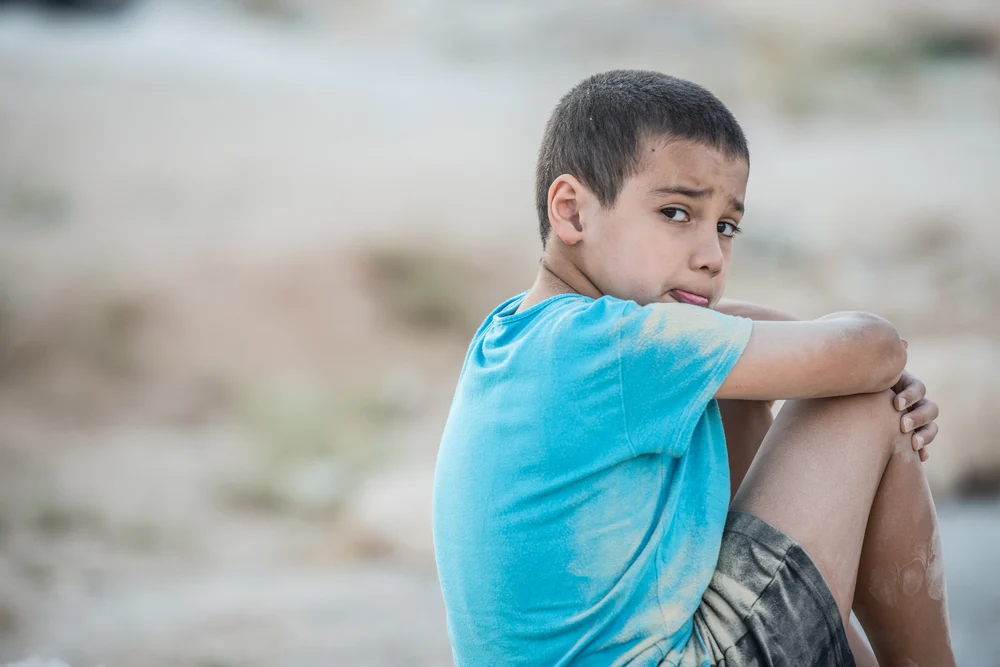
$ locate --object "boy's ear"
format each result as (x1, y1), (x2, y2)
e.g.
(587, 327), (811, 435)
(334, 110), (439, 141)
(547, 175), (588, 245)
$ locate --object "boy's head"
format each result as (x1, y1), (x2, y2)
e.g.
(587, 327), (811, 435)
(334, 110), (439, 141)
(536, 70), (749, 308)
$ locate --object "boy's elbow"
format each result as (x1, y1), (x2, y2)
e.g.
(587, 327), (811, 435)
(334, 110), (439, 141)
(852, 313), (906, 391)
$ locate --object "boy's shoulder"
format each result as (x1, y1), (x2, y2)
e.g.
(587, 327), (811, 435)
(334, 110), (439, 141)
(483, 292), (628, 337)
(479, 292), (744, 345)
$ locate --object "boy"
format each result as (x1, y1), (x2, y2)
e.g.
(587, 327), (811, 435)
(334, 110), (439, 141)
(433, 70), (953, 666)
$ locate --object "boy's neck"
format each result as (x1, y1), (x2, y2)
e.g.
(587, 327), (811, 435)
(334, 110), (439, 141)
(516, 250), (604, 314)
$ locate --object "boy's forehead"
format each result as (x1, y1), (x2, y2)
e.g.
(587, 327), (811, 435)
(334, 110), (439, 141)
(635, 136), (749, 195)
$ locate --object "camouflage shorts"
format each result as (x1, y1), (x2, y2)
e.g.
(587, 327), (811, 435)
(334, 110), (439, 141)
(667, 512), (857, 667)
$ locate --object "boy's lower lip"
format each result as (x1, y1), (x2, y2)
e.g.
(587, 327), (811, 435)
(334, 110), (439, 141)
(668, 289), (709, 307)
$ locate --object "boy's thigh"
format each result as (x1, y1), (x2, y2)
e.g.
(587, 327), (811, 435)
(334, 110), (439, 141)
(730, 390), (905, 621)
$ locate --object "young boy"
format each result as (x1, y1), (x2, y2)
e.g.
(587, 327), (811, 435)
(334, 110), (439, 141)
(432, 70), (954, 666)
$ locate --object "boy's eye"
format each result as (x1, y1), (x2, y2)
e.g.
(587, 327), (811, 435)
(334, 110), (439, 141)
(661, 207), (689, 222)
(717, 221), (740, 238)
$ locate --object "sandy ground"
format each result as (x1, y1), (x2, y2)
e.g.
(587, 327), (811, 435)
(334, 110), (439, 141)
(0, 1), (998, 665)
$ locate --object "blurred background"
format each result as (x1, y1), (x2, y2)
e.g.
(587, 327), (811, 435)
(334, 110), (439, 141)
(0, 0), (997, 664)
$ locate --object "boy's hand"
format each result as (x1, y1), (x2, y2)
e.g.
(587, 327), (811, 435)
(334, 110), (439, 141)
(893, 370), (939, 462)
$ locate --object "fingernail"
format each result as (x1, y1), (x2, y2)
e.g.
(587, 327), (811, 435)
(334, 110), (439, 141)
(896, 397), (906, 411)
(914, 435), (924, 448)
(902, 417), (913, 432)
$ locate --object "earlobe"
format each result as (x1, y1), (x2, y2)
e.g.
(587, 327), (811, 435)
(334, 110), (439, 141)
(548, 175), (586, 244)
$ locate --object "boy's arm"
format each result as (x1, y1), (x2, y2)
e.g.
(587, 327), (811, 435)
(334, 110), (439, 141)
(713, 300), (937, 473)
(714, 306), (906, 401)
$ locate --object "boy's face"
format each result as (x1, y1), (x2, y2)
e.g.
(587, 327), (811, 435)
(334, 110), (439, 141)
(574, 138), (748, 308)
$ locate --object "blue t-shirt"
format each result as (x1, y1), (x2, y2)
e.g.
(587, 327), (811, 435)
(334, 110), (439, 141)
(433, 292), (753, 666)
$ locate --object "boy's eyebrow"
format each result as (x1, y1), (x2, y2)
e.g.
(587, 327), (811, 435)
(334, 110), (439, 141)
(651, 186), (746, 214)
(650, 186), (714, 199)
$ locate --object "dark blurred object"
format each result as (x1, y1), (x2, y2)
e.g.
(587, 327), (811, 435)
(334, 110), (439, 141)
(955, 468), (1000, 501)
(0, 0), (135, 13)
(917, 25), (999, 60)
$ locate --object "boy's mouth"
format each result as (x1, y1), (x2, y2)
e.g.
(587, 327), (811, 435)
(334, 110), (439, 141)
(667, 289), (710, 307)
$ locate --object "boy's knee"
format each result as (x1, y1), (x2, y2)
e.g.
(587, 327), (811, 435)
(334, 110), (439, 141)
(788, 390), (908, 459)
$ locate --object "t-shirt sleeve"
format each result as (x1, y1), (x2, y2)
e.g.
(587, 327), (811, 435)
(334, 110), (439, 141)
(616, 300), (753, 457)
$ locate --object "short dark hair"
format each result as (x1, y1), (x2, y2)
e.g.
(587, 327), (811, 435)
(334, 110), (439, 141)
(535, 70), (749, 246)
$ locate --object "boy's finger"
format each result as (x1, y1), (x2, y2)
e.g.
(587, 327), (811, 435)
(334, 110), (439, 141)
(912, 422), (939, 451)
(901, 399), (939, 434)
(895, 378), (926, 411)
(919, 448), (930, 462)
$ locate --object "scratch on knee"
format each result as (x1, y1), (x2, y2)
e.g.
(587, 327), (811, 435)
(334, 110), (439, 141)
(903, 533), (946, 601)
(870, 532), (946, 605)
(900, 557), (925, 597)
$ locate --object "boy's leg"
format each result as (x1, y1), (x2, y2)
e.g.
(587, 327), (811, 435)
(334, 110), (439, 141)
(730, 391), (955, 666)
(719, 399), (773, 502)
(721, 399), (880, 667)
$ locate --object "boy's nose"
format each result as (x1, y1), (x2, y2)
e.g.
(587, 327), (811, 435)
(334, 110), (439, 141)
(692, 233), (724, 276)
